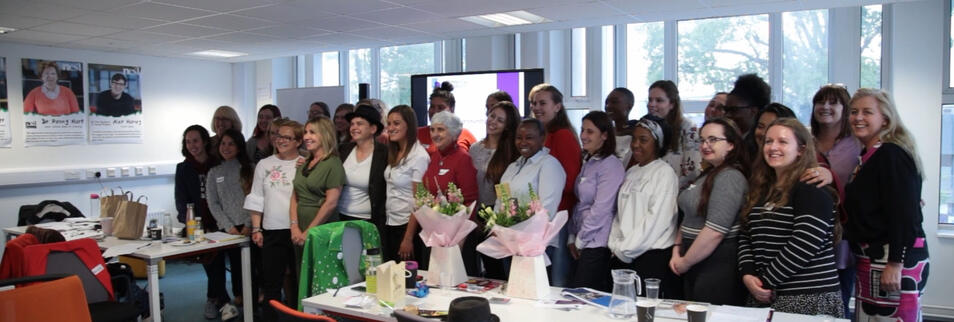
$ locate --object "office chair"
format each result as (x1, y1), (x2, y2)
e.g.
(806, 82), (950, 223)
(269, 300), (336, 322)
(0, 274), (92, 322)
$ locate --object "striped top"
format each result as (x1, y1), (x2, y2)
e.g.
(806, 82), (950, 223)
(738, 182), (840, 295)
(677, 169), (747, 240)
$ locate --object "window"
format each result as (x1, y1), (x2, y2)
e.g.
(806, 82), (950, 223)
(626, 22), (664, 118)
(677, 15), (770, 101)
(861, 5), (883, 89)
(571, 27), (587, 97)
(348, 48), (372, 103)
(320, 51), (339, 86)
(782, 9), (829, 122)
(380, 43), (435, 107)
(942, 105), (954, 224)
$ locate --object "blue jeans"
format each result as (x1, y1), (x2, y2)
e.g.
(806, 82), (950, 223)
(545, 226), (573, 287)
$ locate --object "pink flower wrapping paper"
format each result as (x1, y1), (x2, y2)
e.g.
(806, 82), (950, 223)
(476, 210), (568, 263)
(412, 202), (477, 247)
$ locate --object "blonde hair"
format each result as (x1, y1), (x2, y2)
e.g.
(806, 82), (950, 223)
(850, 88), (923, 179)
(304, 116), (338, 162)
(211, 105), (242, 134)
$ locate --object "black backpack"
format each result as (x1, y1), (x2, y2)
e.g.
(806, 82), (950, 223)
(107, 262), (163, 318)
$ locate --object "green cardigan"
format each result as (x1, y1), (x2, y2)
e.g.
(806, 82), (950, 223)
(297, 220), (381, 308)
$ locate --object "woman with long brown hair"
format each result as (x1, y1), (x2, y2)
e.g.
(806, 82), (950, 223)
(382, 105), (430, 263)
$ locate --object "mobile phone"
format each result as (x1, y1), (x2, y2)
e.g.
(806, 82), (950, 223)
(351, 286), (366, 292)
(489, 297), (511, 304)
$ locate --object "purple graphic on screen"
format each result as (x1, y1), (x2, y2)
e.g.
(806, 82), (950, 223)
(497, 72), (519, 109)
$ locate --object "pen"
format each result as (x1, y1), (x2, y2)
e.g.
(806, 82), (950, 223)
(333, 287), (341, 297)
(766, 309), (774, 322)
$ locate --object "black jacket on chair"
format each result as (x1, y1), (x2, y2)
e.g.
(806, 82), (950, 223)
(338, 141), (388, 232)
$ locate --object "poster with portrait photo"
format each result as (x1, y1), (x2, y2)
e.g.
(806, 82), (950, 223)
(0, 57), (10, 147)
(88, 63), (142, 144)
(21, 58), (86, 146)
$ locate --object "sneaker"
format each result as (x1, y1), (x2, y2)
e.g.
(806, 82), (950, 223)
(220, 303), (239, 321)
(204, 299), (218, 319)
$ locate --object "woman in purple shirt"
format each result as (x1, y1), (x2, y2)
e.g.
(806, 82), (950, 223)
(569, 111), (625, 292)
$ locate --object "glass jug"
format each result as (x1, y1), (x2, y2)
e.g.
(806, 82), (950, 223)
(608, 269), (641, 319)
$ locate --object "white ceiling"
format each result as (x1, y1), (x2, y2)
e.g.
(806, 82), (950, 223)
(0, 0), (895, 62)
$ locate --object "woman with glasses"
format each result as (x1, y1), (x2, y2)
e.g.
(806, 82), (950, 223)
(646, 80), (700, 189)
(844, 89), (929, 321)
(245, 119), (304, 321)
(670, 118), (749, 305)
(738, 118), (843, 317)
(382, 105), (431, 263)
(247, 104), (282, 164)
(211, 105), (242, 148)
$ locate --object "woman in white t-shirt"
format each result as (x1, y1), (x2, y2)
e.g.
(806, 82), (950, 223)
(382, 105), (431, 263)
(243, 118), (303, 321)
(336, 105), (388, 230)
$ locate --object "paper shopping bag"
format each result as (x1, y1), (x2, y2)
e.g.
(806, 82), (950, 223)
(113, 195), (148, 240)
(426, 245), (468, 288)
(100, 189), (131, 218)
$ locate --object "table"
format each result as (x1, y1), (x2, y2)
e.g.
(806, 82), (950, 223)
(4, 225), (253, 322)
(302, 280), (848, 322)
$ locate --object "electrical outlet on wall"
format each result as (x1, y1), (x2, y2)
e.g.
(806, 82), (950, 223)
(121, 167), (130, 177)
(106, 168), (117, 177)
(135, 167), (144, 176)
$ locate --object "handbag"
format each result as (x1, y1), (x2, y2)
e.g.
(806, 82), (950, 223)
(113, 195), (148, 240)
(100, 188), (131, 218)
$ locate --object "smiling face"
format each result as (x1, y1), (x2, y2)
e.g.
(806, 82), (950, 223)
(273, 125), (300, 155)
(813, 98), (844, 127)
(850, 95), (887, 147)
(41, 66), (58, 87)
(580, 119), (607, 155)
(630, 126), (658, 167)
(763, 125), (802, 171)
(515, 123), (544, 159)
(109, 78), (126, 97)
(257, 109), (275, 132)
(219, 135), (238, 161)
(754, 112), (778, 146)
(724, 95), (758, 134)
(530, 91), (560, 126)
(428, 97), (452, 119)
(486, 96), (500, 111)
(699, 123), (734, 167)
(604, 90), (631, 127)
(647, 87), (674, 119)
(350, 117), (375, 142)
(704, 93), (727, 120)
(213, 116), (232, 135)
(430, 123), (453, 150)
(303, 123), (323, 153)
(486, 107), (507, 137)
(386, 112), (408, 143)
(184, 130), (207, 160)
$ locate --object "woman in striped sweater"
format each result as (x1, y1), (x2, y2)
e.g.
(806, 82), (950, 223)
(738, 118), (842, 317)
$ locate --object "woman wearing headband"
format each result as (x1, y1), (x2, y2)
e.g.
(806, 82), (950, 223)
(608, 115), (682, 298)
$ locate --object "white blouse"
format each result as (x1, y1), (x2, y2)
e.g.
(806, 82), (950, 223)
(384, 142), (431, 226)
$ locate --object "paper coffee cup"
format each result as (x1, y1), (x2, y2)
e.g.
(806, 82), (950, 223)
(686, 304), (708, 322)
(101, 217), (114, 236)
(636, 300), (656, 322)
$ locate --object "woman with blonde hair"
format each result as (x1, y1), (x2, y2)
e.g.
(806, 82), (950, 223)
(738, 118), (842, 317)
(211, 105), (242, 147)
(290, 117), (346, 274)
(844, 89), (928, 321)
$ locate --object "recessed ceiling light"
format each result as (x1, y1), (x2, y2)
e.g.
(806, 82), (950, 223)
(0, 27), (17, 34)
(460, 10), (548, 27)
(190, 50), (247, 58)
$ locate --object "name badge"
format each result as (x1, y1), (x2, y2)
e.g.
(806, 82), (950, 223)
(438, 169), (449, 175)
(216, 176), (225, 183)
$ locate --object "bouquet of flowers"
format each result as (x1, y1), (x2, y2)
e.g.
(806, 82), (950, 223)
(415, 182), (468, 216)
(477, 183), (542, 230)
(412, 181), (477, 287)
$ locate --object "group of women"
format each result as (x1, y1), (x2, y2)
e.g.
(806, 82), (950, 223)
(175, 75), (928, 321)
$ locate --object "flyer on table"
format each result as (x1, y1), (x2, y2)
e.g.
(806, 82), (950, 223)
(88, 63), (142, 144)
(21, 58), (86, 146)
(0, 57), (10, 147)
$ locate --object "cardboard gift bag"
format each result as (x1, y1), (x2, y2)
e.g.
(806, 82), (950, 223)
(426, 245), (468, 288)
(100, 189), (131, 218)
(376, 261), (406, 306)
(113, 195), (148, 240)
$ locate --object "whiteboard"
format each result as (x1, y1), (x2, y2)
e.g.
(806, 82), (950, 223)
(275, 86), (346, 123)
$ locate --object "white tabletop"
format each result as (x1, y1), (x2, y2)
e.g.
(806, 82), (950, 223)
(302, 280), (848, 322)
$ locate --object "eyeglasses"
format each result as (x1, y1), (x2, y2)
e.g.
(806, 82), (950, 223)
(273, 134), (296, 142)
(722, 105), (753, 114)
(110, 81), (126, 86)
(696, 136), (728, 145)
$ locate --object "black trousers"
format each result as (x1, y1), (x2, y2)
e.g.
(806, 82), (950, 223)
(572, 247), (612, 292)
(611, 246), (683, 300)
(203, 246), (242, 303)
(680, 238), (746, 305)
(261, 229), (296, 321)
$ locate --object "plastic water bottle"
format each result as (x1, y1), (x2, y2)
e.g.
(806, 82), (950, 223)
(186, 203), (197, 241)
(365, 248), (382, 294)
(89, 193), (101, 219)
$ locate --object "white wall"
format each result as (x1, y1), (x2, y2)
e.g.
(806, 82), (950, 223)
(0, 42), (233, 249)
(888, 0), (954, 318)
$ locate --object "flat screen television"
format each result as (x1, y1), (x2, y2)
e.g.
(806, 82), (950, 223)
(410, 68), (544, 140)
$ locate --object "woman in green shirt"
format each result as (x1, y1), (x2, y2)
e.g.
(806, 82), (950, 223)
(291, 116), (346, 271)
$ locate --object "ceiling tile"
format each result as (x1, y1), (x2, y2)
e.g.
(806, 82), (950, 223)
(109, 2), (216, 21)
(529, 2), (624, 21)
(107, 30), (191, 42)
(185, 13), (276, 31)
(31, 22), (124, 37)
(35, 0), (143, 11)
(206, 31), (282, 43)
(351, 7), (442, 25)
(154, 0), (277, 13)
(349, 26), (430, 41)
(0, 29), (89, 44)
(602, 0), (706, 15)
(287, 0), (401, 16)
(0, 0), (93, 21)
(250, 24), (333, 39)
(0, 14), (54, 29)
(67, 13), (166, 29)
(231, 3), (338, 22)
(144, 23), (230, 38)
(65, 37), (144, 49)
(304, 15), (385, 32)
(401, 18), (485, 33)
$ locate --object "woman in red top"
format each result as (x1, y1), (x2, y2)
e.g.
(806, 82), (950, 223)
(528, 83), (581, 287)
(417, 82), (477, 153)
(420, 111), (481, 275)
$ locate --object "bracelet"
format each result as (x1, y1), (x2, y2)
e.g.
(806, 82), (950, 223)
(290, 220), (298, 224)
(252, 228), (262, 233)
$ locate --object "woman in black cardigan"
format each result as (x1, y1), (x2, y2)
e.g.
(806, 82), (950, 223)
(336, 105), (388, 234)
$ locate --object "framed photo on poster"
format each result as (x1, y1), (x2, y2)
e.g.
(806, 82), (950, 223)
(88, 63), (143, 144)
(21, 58), (86, 146)
(0, 57), (10, 147)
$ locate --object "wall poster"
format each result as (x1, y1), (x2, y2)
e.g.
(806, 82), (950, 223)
(0, 57), (10, 147)
(21, 58), (86, 146)
(88, 63), (142, 144)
